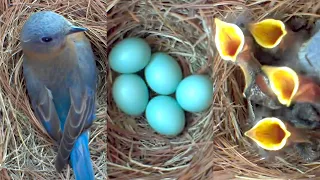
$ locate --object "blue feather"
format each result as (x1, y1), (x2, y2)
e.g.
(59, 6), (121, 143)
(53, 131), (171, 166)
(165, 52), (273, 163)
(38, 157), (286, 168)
(70, 131), (94, 180)
(21, 11), (97, 179)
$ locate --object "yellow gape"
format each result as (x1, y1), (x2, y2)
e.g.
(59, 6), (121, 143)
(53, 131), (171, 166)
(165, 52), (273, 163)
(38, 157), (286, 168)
(214, 18), (245, 62)
(248, 19), (287, 49)
(245, 117), (291, 151)
(261, 66), (299, 107)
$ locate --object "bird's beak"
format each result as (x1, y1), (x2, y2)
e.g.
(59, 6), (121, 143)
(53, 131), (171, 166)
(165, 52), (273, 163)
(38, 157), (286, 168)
(244, 117), (291, 151)
(261, 66), (299, 107)
(214, 18), (245, 62)
(248, 19), (287, 49)
(67, 26), (88, 35)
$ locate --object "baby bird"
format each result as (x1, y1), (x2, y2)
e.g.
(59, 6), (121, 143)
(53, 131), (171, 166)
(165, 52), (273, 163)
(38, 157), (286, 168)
(247, 17), (320, 83)
(215, 16), (320, 108)
(214, 17), (282, 109)
(214, 14), (320, 162)
(261, 66), (320, 128)
(245, 103), (320, 162)
(246, 17), (320, 129)
(21, 11), (97, 180)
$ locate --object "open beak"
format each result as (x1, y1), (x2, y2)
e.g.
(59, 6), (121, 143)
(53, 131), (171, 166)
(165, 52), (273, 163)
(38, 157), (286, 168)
(214, 18), (245, 62)
(248, 19), (287, 49)
(261, 66), (299, 107)
(67, 26), (88, 35)
(213, 18), (256, 97)
(245, 117), (291, 151)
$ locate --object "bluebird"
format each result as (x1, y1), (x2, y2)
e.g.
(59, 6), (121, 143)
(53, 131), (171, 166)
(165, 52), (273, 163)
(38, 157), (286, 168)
(215, 13), (320, 163)
(245, 102), (320, 163)
(20, 11), (97, 180)
(247, 18), (311, 76)
(247, 18), (320, 127)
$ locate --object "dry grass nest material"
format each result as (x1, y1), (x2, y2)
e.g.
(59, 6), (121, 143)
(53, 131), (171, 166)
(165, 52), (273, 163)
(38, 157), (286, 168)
(107, 0), (320, 179)
(0, 0), (107, 179)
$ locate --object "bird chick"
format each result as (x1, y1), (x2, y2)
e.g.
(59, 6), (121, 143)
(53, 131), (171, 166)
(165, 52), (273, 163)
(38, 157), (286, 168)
(254, 65), (320, 131)
(214, 18), (245, 62)
(21, 11), (97, 180)
(247, 18), (312, 78)
(214, 18), (282, 109)
(245, 117), (293, 151)
(248, 19), (287, 49)
(280, 77), (320, 130)
(261, 65), (320, 109)
(245, 115), (320, 162)
(245, 99), (320, 162)
(260, 65), (299, 107)
(215, 17), (320, 109)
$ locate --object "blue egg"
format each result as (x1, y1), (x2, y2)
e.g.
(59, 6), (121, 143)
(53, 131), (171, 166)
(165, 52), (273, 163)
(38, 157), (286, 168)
(145, 96), (185, 136)
(176, 75), (213, 113)
(112, 74), (149, 116)
(145, 52), (183, 95)
(109, 37), (151, 73)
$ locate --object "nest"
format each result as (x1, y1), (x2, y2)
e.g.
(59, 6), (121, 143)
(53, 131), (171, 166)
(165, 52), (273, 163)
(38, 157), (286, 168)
(107, 1), (320, 179)
(0, 0), (107, 179)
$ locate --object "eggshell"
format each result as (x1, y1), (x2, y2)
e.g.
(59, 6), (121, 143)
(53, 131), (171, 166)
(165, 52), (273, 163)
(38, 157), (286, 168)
(145, 96), (185, 136)
(144, 52), (183, 95)
(109, 37), (151, 73)
(112, 74), (149, 116)
(176, 75), (213, 113)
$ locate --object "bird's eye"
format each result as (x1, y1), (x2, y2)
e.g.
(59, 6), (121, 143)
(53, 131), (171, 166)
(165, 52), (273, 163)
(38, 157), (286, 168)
(41, 37), (53, 43)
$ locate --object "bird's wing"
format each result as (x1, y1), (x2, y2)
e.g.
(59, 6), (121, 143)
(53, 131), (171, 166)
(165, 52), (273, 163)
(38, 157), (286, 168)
(72, 32), (98, 129)
(23, 64), (62, 142)
(53, 32), (97, 172)
(55, 83), (95, 172)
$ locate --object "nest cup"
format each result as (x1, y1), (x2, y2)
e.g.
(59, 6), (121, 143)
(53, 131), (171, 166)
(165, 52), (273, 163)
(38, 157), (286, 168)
(107, 1), (320, 179)
(0, 0), (107, 179)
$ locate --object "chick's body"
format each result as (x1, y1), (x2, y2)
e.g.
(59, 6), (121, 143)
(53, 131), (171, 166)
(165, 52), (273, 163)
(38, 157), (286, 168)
(236, 40), (282, 110)
(215, 13), (320, 163)
(251, 18), (320, 83)
(21, 11), (97, 180)
(248, 18), (320, 163)
(214, 16), (282, 110)
(248, 102), (320, 162)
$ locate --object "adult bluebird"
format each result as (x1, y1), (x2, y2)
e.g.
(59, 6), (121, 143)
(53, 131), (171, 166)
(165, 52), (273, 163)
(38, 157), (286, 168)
(20, 11), (97, 180)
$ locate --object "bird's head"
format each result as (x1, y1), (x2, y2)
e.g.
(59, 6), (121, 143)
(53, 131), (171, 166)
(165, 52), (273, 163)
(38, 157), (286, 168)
(261, 66), (299, 107)
(248, 19), (287, 49)
(244, 117), (291, 151)
(20, 11), (87, 55)
(214, 18), (245, 62)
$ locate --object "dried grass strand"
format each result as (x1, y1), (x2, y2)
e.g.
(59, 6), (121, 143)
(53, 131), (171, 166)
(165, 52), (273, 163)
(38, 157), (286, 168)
(107, 0), (320, 179)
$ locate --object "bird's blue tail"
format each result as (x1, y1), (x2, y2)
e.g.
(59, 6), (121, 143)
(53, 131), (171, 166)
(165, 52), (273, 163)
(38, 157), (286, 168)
(70, 131), (94, 180)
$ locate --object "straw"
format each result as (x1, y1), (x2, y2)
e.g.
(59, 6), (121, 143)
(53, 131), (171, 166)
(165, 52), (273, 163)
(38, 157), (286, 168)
(0, 0), (107, 179)
(107, 0), (320, 179)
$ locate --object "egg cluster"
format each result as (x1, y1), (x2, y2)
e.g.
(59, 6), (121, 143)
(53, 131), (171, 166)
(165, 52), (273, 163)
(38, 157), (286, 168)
(109, 37), (213, 136)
